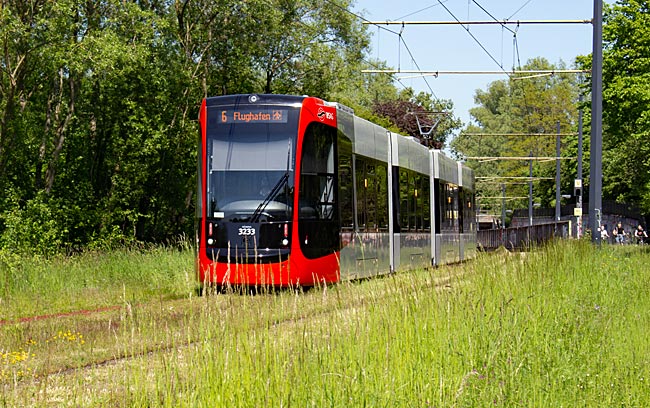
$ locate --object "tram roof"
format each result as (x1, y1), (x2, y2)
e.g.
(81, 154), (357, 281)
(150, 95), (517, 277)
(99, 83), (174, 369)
(204, 94), (307, 107)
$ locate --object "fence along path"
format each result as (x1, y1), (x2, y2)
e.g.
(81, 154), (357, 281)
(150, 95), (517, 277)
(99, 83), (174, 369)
(477, 221), (571, 251)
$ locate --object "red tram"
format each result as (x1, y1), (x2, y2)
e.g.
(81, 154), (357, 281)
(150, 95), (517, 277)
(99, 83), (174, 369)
(196, 94), (475, 287)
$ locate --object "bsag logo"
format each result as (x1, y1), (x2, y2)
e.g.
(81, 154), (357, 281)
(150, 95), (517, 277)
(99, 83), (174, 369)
(317, 107), (334, 122)
(238, 226), (256, 236)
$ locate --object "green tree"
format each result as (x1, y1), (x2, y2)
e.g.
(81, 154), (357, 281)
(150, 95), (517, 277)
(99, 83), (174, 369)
(451, 58), (581, 216)
(0, 0), (379, 253)
(0, 0), (198, 250)
(373, 88), (461, 149)
(252, 0), (368, 96)
(597, 0), (650, 210)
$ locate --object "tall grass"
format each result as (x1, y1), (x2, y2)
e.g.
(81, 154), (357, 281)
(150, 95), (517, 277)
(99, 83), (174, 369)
(2, 240), (650, 406)
(0, 243), (196, 321)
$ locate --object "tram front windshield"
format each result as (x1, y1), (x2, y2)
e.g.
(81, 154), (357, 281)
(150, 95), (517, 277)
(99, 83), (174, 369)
(206, 106), (298, 223)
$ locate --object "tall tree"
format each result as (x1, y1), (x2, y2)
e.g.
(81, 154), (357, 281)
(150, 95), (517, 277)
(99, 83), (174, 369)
(596, 0), (650, 210)
(373, 89), (462, 149)
(0, 0), (379, 253)
(252, 0), (367, 96)
(451, 58), (581, 214)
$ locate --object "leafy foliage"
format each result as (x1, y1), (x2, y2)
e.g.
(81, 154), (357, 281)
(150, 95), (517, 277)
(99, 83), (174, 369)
(372, 89), (462, 149)
(574, 1), (650, 213)
(450, 58), (581, 217)
(0, 0), (443, 254)
(598, 0), (650, 210)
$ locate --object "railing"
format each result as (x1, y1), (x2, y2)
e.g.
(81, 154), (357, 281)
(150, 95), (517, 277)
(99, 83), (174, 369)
(477, 221), (571, 251)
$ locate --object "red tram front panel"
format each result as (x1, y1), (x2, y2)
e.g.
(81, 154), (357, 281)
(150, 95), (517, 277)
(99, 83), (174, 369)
(196, 94), (341, 286)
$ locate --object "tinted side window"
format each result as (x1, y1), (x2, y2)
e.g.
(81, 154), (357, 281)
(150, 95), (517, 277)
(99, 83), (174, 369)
(338, 132), (354, 230)
(299, 122), (339, 259)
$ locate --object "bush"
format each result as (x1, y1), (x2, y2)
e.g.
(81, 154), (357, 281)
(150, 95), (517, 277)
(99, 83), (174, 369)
(0, 191), (66, 255)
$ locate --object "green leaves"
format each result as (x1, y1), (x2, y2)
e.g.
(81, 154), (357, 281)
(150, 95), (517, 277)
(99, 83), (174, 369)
(451, 58), (581, 215)
(372, 89), (461, 148)
(0, 0), (380, 253)
(596, 0), (650, 211)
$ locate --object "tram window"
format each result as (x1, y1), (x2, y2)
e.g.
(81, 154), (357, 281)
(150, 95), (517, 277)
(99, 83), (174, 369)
(300, 174), (335, 219)
(355, 157), (388, 232)
(411, 174), (422, 231)
(439, 183), (450, 232)
(453, 185), (460, 231)
(299, 123), (336, 220)
(397, 168), (432, 233)
(422, 176), (431, 231)
(458, 189), (465, 233)
(433, 179), (441, 234)
(197, 134), (203, 220)
(439, 182), (459, 232)
(366, 163), (377, 229)
(462, 188), (475, 233)
(299, 122), (339, 259)
(338, 133), (353, 229)
(377, 164), (388, 230)
(356, 157), (366, 230)
(399, 169), (409, 230)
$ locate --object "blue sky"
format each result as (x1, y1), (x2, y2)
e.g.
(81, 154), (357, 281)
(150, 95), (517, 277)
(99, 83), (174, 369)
(352, 0), (595, 127)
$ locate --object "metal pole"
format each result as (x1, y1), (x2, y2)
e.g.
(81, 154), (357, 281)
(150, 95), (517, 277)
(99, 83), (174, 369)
(577, 96), (584, 181)
(529, 151), (533, 227)
(577, 94), (584, 238)
(590, 0), (603, 244)
(556, 121), (561, 222)
(501, 183), (506, 228)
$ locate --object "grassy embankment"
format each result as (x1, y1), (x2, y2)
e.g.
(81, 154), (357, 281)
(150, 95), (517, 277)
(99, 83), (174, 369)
(1, 239), (649, 406)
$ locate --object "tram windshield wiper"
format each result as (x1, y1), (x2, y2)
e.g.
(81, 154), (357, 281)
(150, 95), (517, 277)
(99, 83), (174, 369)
(250, 172), (289, 222)
(250, 141), (292, 223)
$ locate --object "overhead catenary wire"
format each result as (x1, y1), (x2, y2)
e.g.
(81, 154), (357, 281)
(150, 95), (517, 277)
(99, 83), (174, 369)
(508, 0), (534, 20)
(447, 1), (579, 224)
(472, 0), (516, 35)
(362, 69), (588, 76)
(393, 0), (451, 21)
(465, 156), (577, 162)
(330, 0), (586, 145)
(477, 181), (553, 185)
(433, 0), (510, 72)
(362, 19), (592, 25)
(321, 0), (432, 93)
(321, 0), (585, 225)
(477, 196), (530, 199)
(476, 176), (555, 179)
(396, 32), (439, 98)
(462, 132), (578, 136)
(323, 0), (441, 98)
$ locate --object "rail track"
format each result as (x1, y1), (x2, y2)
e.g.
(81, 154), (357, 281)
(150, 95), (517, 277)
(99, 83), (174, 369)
(1, 261), (481, 387)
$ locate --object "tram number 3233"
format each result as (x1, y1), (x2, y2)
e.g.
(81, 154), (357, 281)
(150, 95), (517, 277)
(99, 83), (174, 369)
(238, 226), (256, 236)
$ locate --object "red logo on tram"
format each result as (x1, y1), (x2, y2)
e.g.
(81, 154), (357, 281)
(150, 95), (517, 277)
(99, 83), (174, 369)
(317, 107), (334, 122)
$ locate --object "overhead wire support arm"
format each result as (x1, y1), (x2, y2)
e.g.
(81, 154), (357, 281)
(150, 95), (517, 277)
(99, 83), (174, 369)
(462, 132), (578, 137)
(476, 176), (555, 180)
(464, 156), (577, 162)
(362, 19), (593, 26)
(362, 69), (589, 76)
(477, 181), (553, 185)
(477, 196), (530, 200)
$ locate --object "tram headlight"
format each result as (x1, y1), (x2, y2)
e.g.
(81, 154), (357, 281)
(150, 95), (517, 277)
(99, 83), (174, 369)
(282, 238), (289, 246)
(249, 95), (258, 103)
(207, 238), (214, 245)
